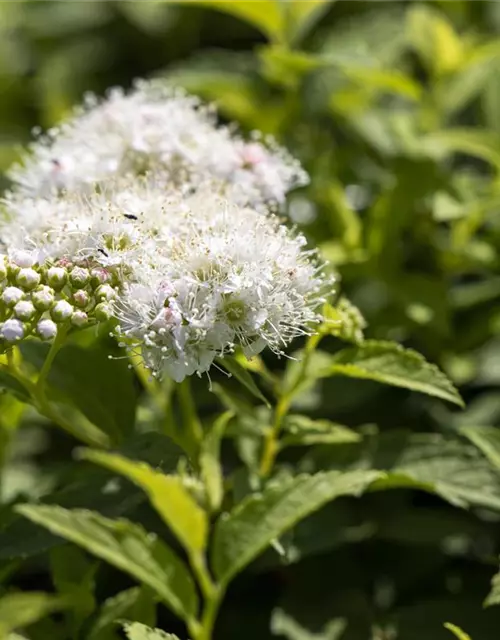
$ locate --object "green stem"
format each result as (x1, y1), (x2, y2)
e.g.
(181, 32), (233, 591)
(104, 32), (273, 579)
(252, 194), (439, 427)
(185, 551), (225, 640)
(177, 378), (203, 462)
(1, 355), (106, 448)
(36, 326), (68, 391)
(259, 332), (323, 477)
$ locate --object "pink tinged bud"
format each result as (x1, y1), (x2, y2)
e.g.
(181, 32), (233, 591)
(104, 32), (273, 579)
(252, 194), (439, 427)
(91, 268), (110, 285)
(0, 319), (24, 342)
(16, 268), (41, 291)
(73, 289), (89, 308)
(71, 311), (88, 327)
(2, 287), (24, 307)
(10, 250), (35, 268)
(47, 266), (67, 290)
(95, 284), (116, 301)
(70, 266), (90, 288)
(32, 286), (55, 311)
(37, 318), (58, 340)
(51, 300), (73, 321)
(14, 300), (35, 320)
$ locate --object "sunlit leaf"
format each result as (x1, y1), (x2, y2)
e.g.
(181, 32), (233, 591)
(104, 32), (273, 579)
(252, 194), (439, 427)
(79, 450), (208, 556)
(461, 426), (500, 470)
(212, 470), (381, 584)
(281, 415), (360, 448)
(218, 357), (270, 407)
(317, 341), (463, 406)
(0, 592), (64, 637)
(123, 622), (180, 640)
(200, 411), (233, 512)
(444, 623), (472, 640)
(88, 587), (156, 640)
(16, 505), (197, 622)
(173, 0), (285, 43)
(421, 129), (500, 170)
(407, 5), (464, 76)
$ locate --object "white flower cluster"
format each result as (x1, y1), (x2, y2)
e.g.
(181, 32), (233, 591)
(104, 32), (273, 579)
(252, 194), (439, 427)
(1, 81), (331, 381)
(8, 80), (307, 210)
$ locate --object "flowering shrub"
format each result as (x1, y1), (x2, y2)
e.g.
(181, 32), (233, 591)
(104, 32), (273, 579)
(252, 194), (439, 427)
(1, 2), (500, 640)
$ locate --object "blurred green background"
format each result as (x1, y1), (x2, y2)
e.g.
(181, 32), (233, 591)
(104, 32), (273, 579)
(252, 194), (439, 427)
(5, 1), (500, 638)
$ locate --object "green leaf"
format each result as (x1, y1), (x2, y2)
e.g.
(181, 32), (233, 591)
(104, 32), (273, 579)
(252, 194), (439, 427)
(460, 426), (500, 470)
(444, 623), (472, 640)
(200, 411), (233, 512)
(308, 431), (500, 512)
(286, 1), (334, 45)
(50, 546), (96, 636)
(407, 5), (464, 77)
(211, 469), (381, 584)
(79, 450), (208, 556)
(21, 342), (138, 444)
(123, 622), (180, 640)
(318, 341), (463, 407)
(271, 609), (346, 640)
(218, 357), (270, 407)
(485, 564), (500, 607)
(173, 0), (285, 43)
(0, 369), (31, 404)
(16, 505), (197, 622)
(421, 129), (500, 170)
(0, 592), (64, 637)
(281, 415), (360, 448)
(88, 587), (156, 640)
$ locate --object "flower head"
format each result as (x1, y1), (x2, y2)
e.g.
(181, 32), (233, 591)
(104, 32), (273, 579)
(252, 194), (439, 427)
(8, 81), (308, 210)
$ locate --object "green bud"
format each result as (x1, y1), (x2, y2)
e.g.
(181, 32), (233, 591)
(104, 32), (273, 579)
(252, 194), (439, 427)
(47, 266), (68, 290)
(16, 268), (41, 291)
(95, 302), (113, 321)
(70, 266), (90, 289)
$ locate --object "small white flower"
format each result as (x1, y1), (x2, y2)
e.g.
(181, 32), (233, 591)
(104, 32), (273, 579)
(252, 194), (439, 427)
(37, 318), (58, 340)
(13, 300), (35, 320)
(8, 80), (308, 210)
(51, 300), (73, 321)
(2, 286), (24, 306)
(1, 319), (24, 342)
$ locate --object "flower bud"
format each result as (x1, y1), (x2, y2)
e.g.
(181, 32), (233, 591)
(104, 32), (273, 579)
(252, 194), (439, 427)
(0, 319), (24, 342)
(37, 318), (58, 340)
(71, 310), (88, 327)
(16, 268), (41, 291)
(73, 289), (89, 308)
(90, 268), (110, 287)
(32, 286), (55, 311)
(95, 284), (116, 301)
(47, 266), (68, 290)
(2, 286), (24, 307)
(70, 266), (90, 289)
(0, 256), (7, 282)
(14, 300), (35, 321)
(51, 300), (73, 321)
(10, 250), (35, 268)
(95, 302), (113, 321)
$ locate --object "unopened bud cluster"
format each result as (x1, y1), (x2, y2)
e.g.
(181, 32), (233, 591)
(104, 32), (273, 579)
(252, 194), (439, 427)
(0, 250), (118, 348)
